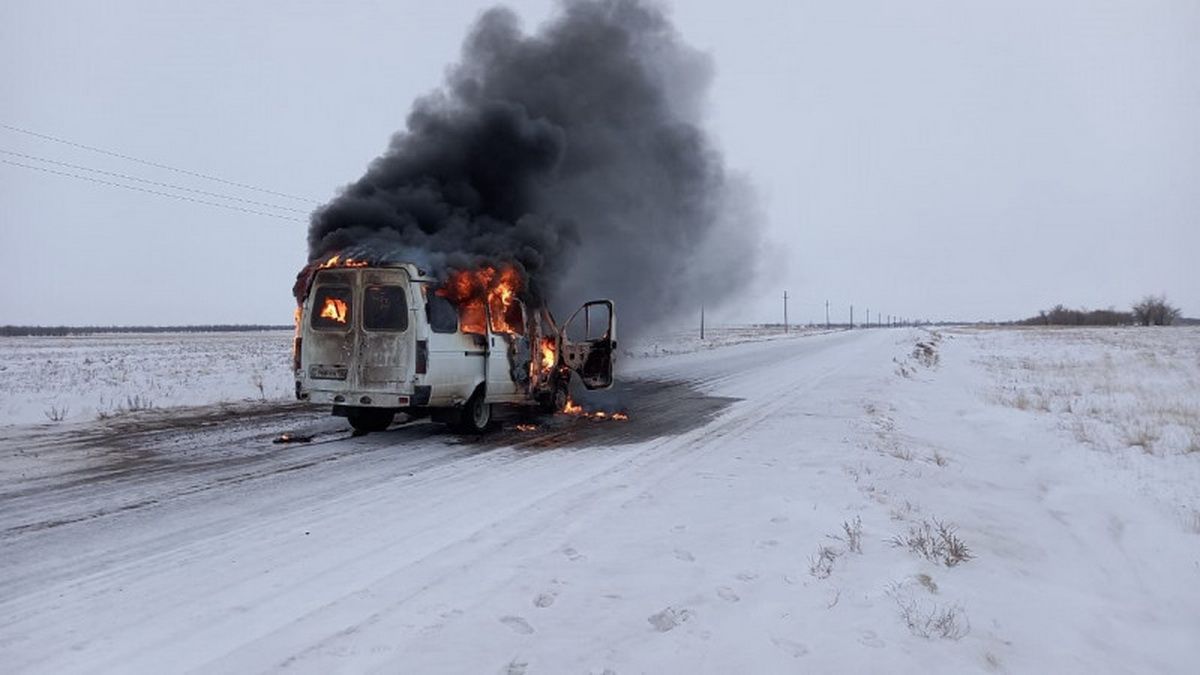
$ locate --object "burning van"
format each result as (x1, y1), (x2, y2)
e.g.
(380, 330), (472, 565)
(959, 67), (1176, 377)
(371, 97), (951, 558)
(292, 257), (615, 433)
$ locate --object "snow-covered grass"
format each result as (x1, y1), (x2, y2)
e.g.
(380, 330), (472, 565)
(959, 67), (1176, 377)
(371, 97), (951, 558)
(0, 331), (295, 425)
(974, 327), (1200, 456)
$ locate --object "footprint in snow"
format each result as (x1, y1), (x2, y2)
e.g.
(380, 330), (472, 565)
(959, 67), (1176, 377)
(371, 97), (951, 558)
(858, 630), (884, 648)
(533, 592), (556, 608)
(499, 616), (535, 635)
(562, 547), (586, 562)
(717, 587), (740, 602)
(647, 607), (694, 632)
(771, 637), (808, 658)
(673, 549), (695, 562)
(503, 659), (528, 675)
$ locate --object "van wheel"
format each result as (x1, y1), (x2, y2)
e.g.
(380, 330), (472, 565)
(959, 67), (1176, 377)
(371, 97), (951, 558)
(542, 378), (568, 414)
(347, 408), (394, 433)
(459, 389), (492, 434)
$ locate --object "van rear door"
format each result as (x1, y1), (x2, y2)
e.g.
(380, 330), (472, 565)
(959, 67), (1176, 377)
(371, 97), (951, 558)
(357, 268), (415, 391)
(559, 300), (615, 390)
(304, 270), (358, 388)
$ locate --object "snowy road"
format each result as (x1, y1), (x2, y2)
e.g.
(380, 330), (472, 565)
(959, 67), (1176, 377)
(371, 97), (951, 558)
(2, 328), (1197, 673)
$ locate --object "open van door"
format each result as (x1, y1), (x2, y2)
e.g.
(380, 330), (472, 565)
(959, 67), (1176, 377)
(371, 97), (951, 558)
(560, 300), (616, 390)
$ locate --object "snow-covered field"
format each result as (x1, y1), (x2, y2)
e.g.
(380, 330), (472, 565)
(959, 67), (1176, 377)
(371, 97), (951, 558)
(2, 326), (1197, 673)
(0, 332), (295, 426)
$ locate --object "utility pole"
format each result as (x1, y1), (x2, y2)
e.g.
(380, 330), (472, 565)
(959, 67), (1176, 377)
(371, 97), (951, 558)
(700, 303), (705, 340)
(865, 308), (869, 329)
(825, 300), (830, 329)
(783, 291), (789, 334)
(850, 304), (854, 329)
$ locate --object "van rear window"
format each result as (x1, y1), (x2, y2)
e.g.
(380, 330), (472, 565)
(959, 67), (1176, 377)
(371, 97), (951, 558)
(311, 286), (353, 330)
(364, 285), (408, 331)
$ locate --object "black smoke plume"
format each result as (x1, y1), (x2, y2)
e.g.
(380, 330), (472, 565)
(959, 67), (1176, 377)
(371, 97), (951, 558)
(306, 0), (761, 335)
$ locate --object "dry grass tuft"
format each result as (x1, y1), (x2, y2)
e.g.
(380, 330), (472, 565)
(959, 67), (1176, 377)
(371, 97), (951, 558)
(887, 584), (970, 640)
(841, 516), (864, 554)
(1121, 422), (1161, 454)
(890, 518), (974, 567)
(809, 545), (839, 579)
(43, 405), (69, 422)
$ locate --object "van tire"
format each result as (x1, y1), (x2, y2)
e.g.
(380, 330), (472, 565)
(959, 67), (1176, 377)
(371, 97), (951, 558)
(459, 389), (492, 434)
(542, 377), (569, 414)
(347, 408), (394, 433)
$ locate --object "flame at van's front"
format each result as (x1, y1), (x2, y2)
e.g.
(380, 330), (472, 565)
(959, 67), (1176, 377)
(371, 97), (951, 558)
(539, 337), (556, 372)
(319, 297), (349, 324)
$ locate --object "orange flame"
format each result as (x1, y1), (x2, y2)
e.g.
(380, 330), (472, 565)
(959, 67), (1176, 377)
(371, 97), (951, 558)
(561, 397), (629, 421)
(319, 297), (349, 324)
(318, 254), (369, 270)
(515, 423), (539, 432)
(539, 337), (557, 372)
(437, 265), (524, 335)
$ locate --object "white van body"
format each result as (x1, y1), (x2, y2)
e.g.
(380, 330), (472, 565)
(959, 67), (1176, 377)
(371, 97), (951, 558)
(293, 263), (615, 432)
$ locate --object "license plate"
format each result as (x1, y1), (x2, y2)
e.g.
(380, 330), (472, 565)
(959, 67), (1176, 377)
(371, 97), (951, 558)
(310, 365), (349, 380)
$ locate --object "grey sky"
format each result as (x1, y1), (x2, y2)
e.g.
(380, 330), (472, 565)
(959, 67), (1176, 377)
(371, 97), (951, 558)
(2, 0), (1196, 326)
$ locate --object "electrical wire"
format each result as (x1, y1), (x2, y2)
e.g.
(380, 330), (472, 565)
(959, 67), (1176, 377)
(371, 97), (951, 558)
(0, 121), (318, 204)
(1, 159), (303, 223)
(0, 148), (310, 214)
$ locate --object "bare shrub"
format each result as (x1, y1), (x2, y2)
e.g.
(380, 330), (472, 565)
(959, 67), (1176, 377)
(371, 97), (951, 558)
(1132, 294), (1181, 326)
(930, 450), (949, 467)
(887, 585), (970, 640)
(912, 341), (939, 368)
(889, 519), (974, 567)
(43, 405), (69, 422)
(809, 545), (839, 579)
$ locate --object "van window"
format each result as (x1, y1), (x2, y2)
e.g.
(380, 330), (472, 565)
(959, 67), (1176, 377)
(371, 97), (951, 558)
(363, 285), (408, 331)
(311, 286), (353, 330)
(426, 295), (458, 333)
(490, 298), (525, 335)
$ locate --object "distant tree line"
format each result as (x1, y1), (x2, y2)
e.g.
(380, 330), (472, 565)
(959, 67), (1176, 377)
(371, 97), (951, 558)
(1019, 295), (1183, 327)
(0, 325), (292, 337)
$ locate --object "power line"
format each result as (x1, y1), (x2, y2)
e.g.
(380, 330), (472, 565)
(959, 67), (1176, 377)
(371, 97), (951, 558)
(1, 159), (302, 223)
(0, 149), (310, 214)
(0, 121), (318, 204)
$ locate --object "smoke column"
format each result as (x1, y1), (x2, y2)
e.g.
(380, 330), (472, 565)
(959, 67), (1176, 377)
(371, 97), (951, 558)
(307, 0), (761, 336)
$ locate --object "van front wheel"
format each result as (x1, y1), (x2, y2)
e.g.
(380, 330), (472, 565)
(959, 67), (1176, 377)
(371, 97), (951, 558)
(459, 390), (492, 434)
(347, 408), (394, 433)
